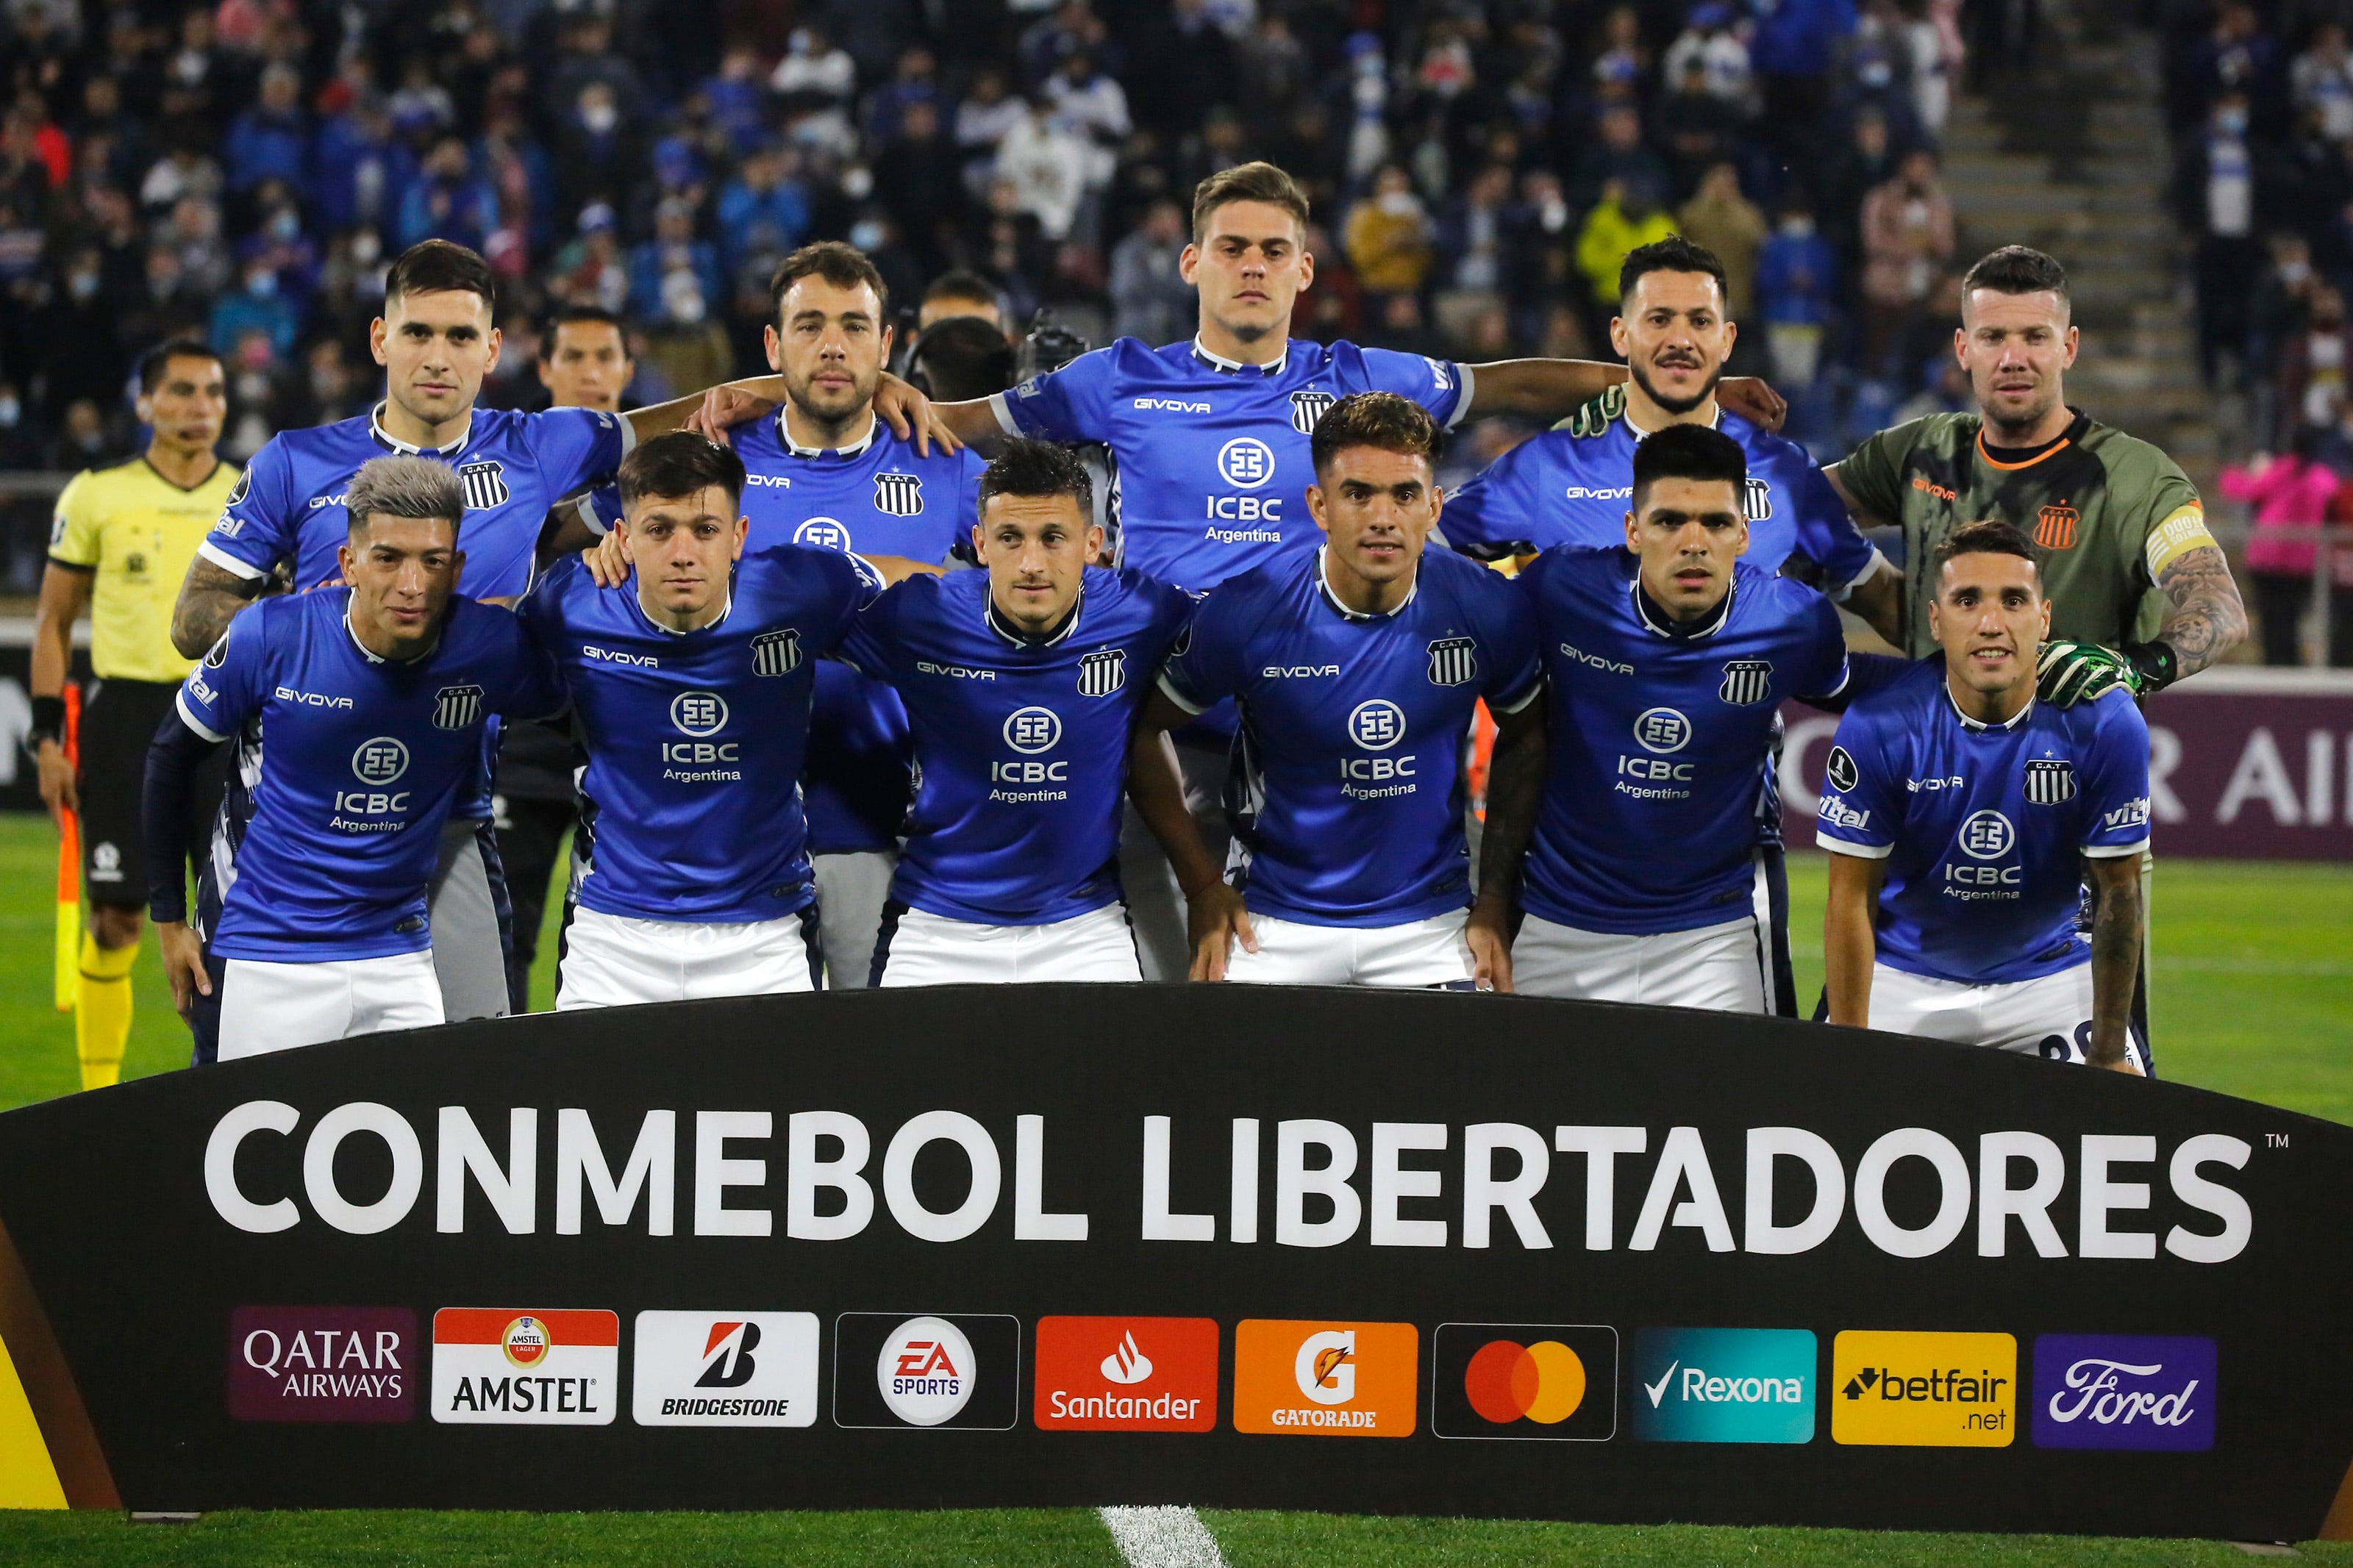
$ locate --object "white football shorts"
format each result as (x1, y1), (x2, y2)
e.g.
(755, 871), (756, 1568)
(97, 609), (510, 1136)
(555, 906), (819, 1010)
(218, 949), (444, 1059)
(1868, 959), (2152, 1071)
(871, 901), (1142, 987)
(1512, 912), (1768, 1014)
(1221, 909), (1479, 989)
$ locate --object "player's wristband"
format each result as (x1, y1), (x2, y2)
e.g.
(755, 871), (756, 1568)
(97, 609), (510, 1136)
(27, 695), (64, 749)
(2121, 639), (2178, 694)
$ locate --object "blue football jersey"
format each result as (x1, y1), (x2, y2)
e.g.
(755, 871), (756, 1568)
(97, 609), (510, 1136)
(1441, 395), (1878, 587)
(517, 543), (882, 923)
(838, 567), (1191, 925)
(1813, 660), (2152, 985)
(1160, 545), (1540, 926)
(733, 409), (985, 855)
(173, 590), (560, 962)
(200, 401), (629, 596)
(1518, 548), (1852, 935)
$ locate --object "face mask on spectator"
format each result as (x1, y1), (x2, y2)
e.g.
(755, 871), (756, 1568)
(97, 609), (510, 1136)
(849, 219), (886, 251)
(0, 394), (19, 426)
(581, 97), (618, 134)
(269, 209), (300, 241)
(2218, 106), (2249, 135)
(351, 231), (381, 266)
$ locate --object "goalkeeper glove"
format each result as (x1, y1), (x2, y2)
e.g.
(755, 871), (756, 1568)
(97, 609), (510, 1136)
(2035, 640), (2142, 706)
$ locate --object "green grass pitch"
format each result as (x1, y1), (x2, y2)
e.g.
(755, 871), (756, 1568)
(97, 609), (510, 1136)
(0, 815), (2345, 1563)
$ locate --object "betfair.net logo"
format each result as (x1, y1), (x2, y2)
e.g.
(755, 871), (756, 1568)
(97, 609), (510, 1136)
(1831, 1331), (2015, 1447)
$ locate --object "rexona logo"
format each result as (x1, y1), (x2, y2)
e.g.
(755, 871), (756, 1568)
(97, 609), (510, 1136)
(1629, 1328), (1815, 1445)
(631, 1310), (818, 1427)
(226, 1306), (415, 1423)
(1032, 1315), (1218, 1431)
(431, 1309), (617, 1425)
(832, 1311), (1020, 1431)
(1831, 1330), (2015, 1447)
(1431, 1322), (1617, 1442)
(2031, 1334), (2215, 1451)
(1232, 1319), (1417, 1437)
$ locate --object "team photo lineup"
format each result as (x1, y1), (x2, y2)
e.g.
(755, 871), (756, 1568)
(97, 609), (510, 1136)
(23, 146), (2249, 1075)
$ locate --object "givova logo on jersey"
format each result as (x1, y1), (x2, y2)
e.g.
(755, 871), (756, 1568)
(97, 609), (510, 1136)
(432, 1309), (618, 1425)
(752, 629), (801, 677)
(632, 1311), (819, 1427)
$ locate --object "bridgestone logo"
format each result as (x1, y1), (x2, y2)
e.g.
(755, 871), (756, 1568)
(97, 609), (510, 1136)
(660, 1397), (792, 1417)
(753, 629), (802, 677)
(873, 472), (924, 516)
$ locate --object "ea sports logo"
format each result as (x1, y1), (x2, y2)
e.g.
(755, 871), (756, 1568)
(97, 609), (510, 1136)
(878, 1316), (974, 1427)
(1959, 809), (2015, 859)
(1218, 437), (1274, 490)
(1633, 707), (1690, 754)
(795, 517), (852, 551)
(501, 1315), (551, 1369)
(1004, 706), (1062, 753)
(1294, 1329), (1356, 1406)
(671, 691), (729, 737)
(1348, 699), (1405, 751)
(351, 737), (409, 784)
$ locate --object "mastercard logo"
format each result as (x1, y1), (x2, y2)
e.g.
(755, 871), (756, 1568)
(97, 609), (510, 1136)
(1464, 1338), (1587, 1425)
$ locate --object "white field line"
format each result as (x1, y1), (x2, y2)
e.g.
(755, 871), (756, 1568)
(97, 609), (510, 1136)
(1100, 1505), (1228, 1568)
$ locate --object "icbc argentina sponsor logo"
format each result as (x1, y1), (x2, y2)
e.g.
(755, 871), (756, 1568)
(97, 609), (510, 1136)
(832, 1312), (1020, 1431)
(430, 1309), (617, 1425)
(1032, 1316), (1218, 1432)
(226, 1306), (415, 1423)
(632, 1311), (819, 1427)
(1232, 1319), (1417, 1436)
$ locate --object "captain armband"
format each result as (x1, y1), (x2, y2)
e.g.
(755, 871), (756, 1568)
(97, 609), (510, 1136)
(2143, 503), (2220, 579)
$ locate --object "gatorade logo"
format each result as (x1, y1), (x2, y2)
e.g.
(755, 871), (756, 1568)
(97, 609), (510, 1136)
(1233, 1320), (1417, 1437)
(1831, 1330), (2015, 1447)
(1432, 1323), (1617, 1441)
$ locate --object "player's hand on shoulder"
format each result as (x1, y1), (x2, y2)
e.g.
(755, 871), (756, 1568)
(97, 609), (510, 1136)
(1185, 883), (1255, 981)
(687, 382), (779, 447)
(1718, 376), (1787, 433)
(1465, 894), (1514, 994)
(584, 527), (632, 590)
(2035, 640), (2140, 707)
(873, 371), (963, 457)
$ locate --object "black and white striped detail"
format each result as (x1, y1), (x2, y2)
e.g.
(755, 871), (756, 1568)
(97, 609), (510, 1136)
(1743, 476), (1774, 522)
(753, 629), (802, 677)
(1289, 390), (1335, 434)
(1077, 648), (1126, 696)
(1718, 658), (1774, 706)
(1426, 636), (1477, 687)
(2024, 757), (2077, 804)
(872, 471), (924, 516)
(432, 684), (484, 730)
(457, 460), (510, 511)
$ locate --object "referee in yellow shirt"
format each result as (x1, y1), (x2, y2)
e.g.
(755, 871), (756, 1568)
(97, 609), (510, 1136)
(29, 340), (239, 1086)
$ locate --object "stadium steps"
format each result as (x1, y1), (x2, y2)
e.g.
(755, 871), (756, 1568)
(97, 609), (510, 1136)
(1931, 7), (2221, 480)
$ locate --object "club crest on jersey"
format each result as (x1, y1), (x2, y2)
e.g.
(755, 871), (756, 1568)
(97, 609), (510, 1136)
(1077, 648), (1126, 696)
(2036, 501), (2079, 551)
(873, 472), (924, 516)
(1289, 390), (1336, 434)
(1718, 658), (1774, 706)
(457, 460), (510, 511)
(1826, 745), (1860, 793)
(1427, 636), (1477, 687)
(2024, 757), (2077, 804)
(753, 629), (802, 678)
(432, 684), (484, 729)
(1743, 476), (1774, 522)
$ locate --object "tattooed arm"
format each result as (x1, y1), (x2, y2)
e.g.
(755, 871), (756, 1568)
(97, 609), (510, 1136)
(171, 555), (265, 658)
(2150, 543), (2247, 681)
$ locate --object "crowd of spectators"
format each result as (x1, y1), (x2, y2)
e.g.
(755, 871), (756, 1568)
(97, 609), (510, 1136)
(0, 0), (1977, 582)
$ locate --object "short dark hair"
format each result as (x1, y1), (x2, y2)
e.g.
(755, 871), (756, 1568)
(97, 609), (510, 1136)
(978, 437), (1093, 522)
(1630, 422), (1748, 507)
(910, 315), (1016, 401)
(138, 337), (220, 393)
(1960, 246), (2070, 309)
(383, 239), (498, 312)
(1618, 235), (1731, 308)
(539, 304), (626, 360)
(1309, 391), (1439, 476)
(1192, 160), (1310, 240)
(618, 431), (747, 512)
(923, 269), (1001, 312)
(1936, 518), (2042, 581)
(769, 240), (888, 321)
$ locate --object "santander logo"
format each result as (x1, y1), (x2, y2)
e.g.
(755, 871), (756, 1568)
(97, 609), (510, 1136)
(1100, 1331), (1154, 1386)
